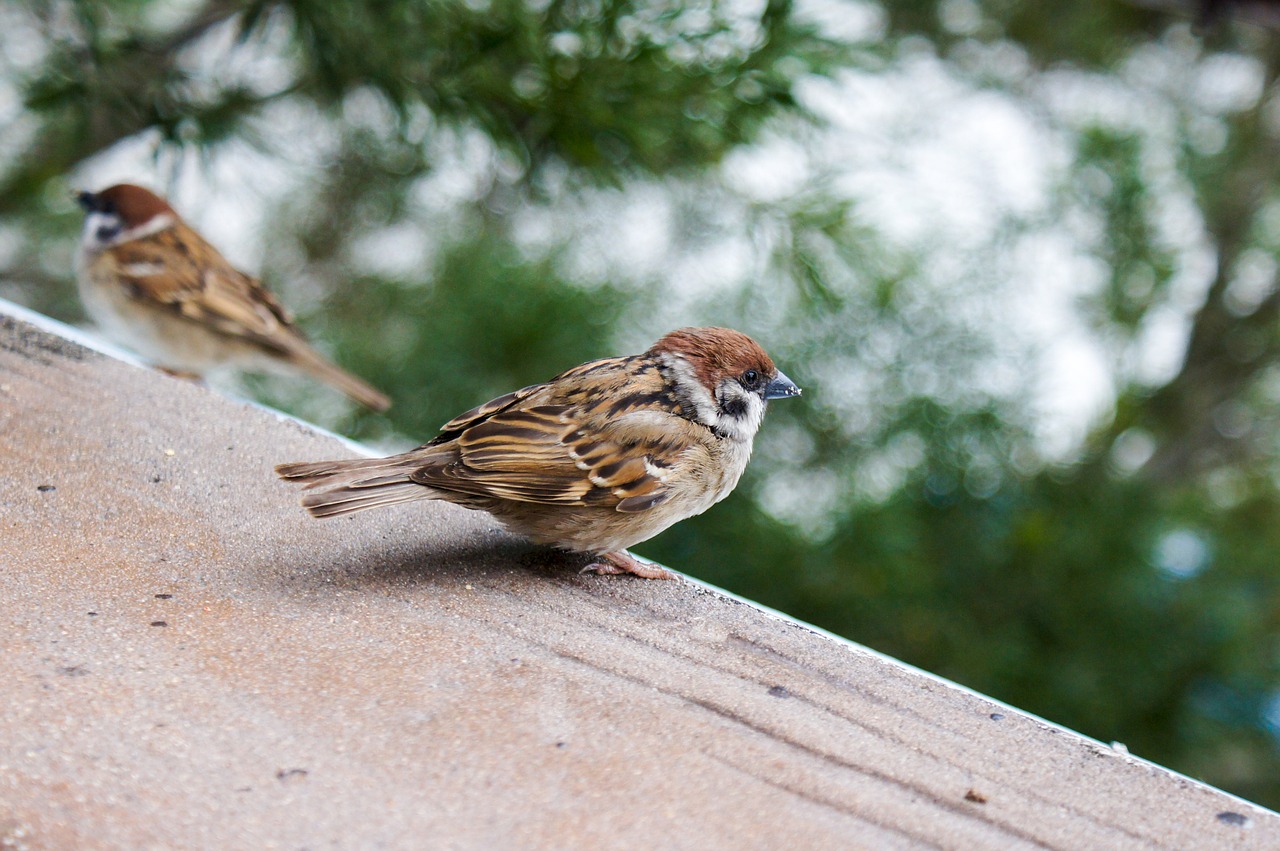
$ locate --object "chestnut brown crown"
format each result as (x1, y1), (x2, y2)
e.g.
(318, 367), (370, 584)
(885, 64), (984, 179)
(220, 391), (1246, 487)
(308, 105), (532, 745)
(650, 326), (778, 390)
(77, 184), (177, 228)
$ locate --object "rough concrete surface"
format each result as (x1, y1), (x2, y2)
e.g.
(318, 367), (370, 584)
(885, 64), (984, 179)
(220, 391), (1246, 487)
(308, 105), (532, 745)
(0, 301), (1276, 850)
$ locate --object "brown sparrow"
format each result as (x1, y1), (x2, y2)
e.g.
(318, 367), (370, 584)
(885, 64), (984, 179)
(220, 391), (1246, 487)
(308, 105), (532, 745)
(276, 327), (801, 579)
(75, 183), (391, 411)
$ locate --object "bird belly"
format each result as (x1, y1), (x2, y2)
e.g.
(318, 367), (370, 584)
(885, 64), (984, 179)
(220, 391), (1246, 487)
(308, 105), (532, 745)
(489, 504), (679, 554)
(485, 449), (748, 555)
(77, 263), (263, 374)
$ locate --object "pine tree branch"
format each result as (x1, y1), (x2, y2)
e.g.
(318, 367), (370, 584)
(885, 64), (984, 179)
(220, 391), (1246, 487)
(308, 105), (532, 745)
(1135, 46), (1280, 481)
(0, 0), (253, 215)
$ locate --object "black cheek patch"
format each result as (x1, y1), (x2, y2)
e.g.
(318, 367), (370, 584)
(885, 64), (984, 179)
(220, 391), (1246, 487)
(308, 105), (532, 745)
(721, 396), (749, 420)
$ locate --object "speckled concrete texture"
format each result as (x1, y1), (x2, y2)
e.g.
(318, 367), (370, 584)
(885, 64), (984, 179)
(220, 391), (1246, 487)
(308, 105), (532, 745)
(1, 302), (1277, 850)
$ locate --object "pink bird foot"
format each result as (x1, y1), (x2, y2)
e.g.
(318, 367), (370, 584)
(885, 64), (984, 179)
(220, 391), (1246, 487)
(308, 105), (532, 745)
(581, 551), (679, 580)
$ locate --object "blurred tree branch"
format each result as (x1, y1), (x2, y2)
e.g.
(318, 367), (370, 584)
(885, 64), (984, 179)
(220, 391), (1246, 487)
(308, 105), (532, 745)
(2, 0), (843, 215)
(1122, 44), (1280, 481)
(0, 0), (252, 214)
(1126, 0), (1280, 31)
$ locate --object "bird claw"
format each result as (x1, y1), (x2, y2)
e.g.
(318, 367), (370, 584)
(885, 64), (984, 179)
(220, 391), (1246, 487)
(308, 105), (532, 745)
(580, 551), (679, 580)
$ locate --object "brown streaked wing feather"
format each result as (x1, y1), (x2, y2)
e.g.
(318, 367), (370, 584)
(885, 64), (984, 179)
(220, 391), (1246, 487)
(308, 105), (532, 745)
(409, 369), (689, 512)
(109, 232), (203, 303)
(411, 405), (593, 504)
(191, 266), (294, 344)
(429, 355), (637, 440)
(433, 385), (544, 438)
(111, 224), (302, 351)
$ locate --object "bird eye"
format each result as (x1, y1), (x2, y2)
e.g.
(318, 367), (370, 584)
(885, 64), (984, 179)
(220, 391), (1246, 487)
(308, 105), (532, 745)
(741, 369), (759, 386)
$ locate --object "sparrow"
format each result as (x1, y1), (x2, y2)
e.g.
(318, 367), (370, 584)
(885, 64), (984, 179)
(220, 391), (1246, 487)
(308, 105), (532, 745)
(276, 327), (801, 579)
(74, 183), (391, 411)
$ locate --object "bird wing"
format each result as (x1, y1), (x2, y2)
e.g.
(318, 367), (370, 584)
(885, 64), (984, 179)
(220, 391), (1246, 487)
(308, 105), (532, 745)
(430, 355), (636, 437)
(108, 224), (301, 352)
(433, 385), (545, 438)
(410, 361), (694, 513)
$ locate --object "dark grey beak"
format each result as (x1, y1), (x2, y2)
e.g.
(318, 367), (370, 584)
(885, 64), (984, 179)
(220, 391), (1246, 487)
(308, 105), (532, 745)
(764, 370), (801, 400)
(75, 190), (97, 212)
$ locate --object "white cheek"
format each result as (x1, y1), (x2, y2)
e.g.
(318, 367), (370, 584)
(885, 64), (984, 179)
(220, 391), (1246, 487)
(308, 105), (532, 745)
(713, 382), (766, 442)
(736, 395), (766, 439)
(80, 211), (175, 252)
(664, 354), (721, 426)
(81, 212), (121, 252)
(659, 352), (767, 443)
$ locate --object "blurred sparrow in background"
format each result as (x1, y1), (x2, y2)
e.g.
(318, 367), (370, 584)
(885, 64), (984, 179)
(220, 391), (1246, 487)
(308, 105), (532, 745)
(75, 183), (390, 411)
(277, 327), (801, 579)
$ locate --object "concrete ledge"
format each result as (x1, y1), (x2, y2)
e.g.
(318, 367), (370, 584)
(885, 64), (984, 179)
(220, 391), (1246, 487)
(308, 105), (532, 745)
(1, 300), (1276, 849)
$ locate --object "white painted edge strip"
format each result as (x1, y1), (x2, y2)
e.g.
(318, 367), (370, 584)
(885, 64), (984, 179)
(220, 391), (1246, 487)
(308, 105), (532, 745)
(682, 570), (1277, 818)
(0, 297), (375, 459)
(3, 297), (1275, 820)
(1, 295), (145, 366)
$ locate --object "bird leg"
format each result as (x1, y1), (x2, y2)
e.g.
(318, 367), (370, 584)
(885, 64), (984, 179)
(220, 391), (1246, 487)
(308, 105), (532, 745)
(581, 551), (679, 580)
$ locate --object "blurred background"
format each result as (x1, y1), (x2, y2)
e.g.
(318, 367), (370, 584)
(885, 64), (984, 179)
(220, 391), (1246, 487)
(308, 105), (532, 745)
(3, 0), (1280, 807)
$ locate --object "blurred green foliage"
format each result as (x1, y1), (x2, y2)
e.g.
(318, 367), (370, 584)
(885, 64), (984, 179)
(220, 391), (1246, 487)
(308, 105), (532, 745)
(319, 231), (629, 439)
(5, 0), (1280, 809)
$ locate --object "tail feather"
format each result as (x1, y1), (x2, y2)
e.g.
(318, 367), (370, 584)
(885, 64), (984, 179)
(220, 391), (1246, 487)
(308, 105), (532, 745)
(302, 482), (429, 518)
(276, 455), (429, 518)
(287, 343), (392, 412)
(276, 456), (404, 486)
